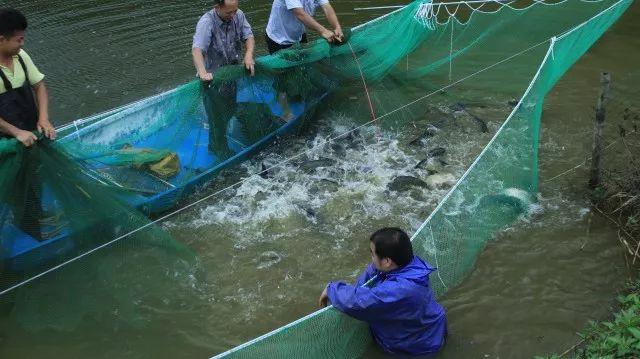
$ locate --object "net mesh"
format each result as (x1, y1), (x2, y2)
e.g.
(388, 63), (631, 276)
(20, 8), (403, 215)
(206, 0), (632, 357)
(0, 137), (195, 290)
(0, 0), (632, 356)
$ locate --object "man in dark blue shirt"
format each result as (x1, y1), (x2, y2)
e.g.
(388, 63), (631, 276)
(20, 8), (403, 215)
(319, 228), (447, 355)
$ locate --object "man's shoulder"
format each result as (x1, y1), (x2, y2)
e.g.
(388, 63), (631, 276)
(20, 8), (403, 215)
(309, 0), (328, 7)
(198, 10), (216, 25)
(235, 9), (248, 21)
(17, 49), (31, 61)
(17, 49), (37, 66)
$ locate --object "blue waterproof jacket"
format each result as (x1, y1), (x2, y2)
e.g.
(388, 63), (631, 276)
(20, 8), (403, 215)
(327, 255), (447, 355)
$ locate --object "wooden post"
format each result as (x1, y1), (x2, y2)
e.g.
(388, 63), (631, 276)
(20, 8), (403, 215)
(589, 72), (611, 190)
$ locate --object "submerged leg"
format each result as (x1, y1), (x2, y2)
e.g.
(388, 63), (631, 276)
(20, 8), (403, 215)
(202, 82), (237, 160)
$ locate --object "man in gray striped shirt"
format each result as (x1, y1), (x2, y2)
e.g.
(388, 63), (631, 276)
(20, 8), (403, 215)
(192, 0), (255, 157)
(192, 0), (255, 79)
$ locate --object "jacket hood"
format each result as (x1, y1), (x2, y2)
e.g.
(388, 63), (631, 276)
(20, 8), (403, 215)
(384, 255), (435, 287)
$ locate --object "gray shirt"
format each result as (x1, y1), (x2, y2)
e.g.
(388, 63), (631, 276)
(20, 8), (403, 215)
(266, 0), (329, 46)
(192, 9), (253, 73)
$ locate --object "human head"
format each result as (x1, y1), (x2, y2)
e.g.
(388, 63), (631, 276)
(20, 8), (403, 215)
(369, 227), (413, 272)
(215, 0), (238, 22)
(0, 8), (27, 56)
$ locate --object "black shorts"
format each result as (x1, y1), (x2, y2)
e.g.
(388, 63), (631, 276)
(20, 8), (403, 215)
(265, 33), (308, 55)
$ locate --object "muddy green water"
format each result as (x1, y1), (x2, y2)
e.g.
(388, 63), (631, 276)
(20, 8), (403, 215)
(0, 1), (639, 358)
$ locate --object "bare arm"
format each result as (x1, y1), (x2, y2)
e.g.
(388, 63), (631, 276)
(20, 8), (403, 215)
(291, 8), (335, 43)
(0, 117), (21, 137)
(245, 36), (255, 58)
(321, 3), (343, 41)
(243, 36), (256, 76)
(192, 47), (212, 81)
(0, 117), (37, 147)
(33, 81), (56, 140)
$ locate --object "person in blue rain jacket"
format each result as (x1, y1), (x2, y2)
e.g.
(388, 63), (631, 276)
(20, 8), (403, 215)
(318, 227), (447, 355)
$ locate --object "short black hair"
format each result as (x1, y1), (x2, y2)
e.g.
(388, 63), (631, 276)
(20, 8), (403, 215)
(370, 227), (413, 266)
(0, 8), (28, 38)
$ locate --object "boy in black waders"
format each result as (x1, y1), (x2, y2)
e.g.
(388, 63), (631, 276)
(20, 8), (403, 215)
(0, 8), (56, 240)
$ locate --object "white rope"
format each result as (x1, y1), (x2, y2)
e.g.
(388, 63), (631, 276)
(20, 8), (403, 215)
(73, 120), (80, 141)
(410, 36), (557, 251)
(6, 0), (621, 298)
(415, 2), (437, 30)
(0, 35), (553, 297)
(352, 3), (407, 31)
(369, 37), (551, 124)
(7, 0), (608, 300)
(56, 87), (182, 135)
(449, 17), (454, 81)
(446, 2), (463, 16)
(357, 0), (515, 11)
(429, 224), (448, 290)
(355, 5), (407, 11)
(212, 41), (555, 357)
(410, 0), (610, 28)
(543, 139), (621, 183)
(213, 0), (627, 355)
